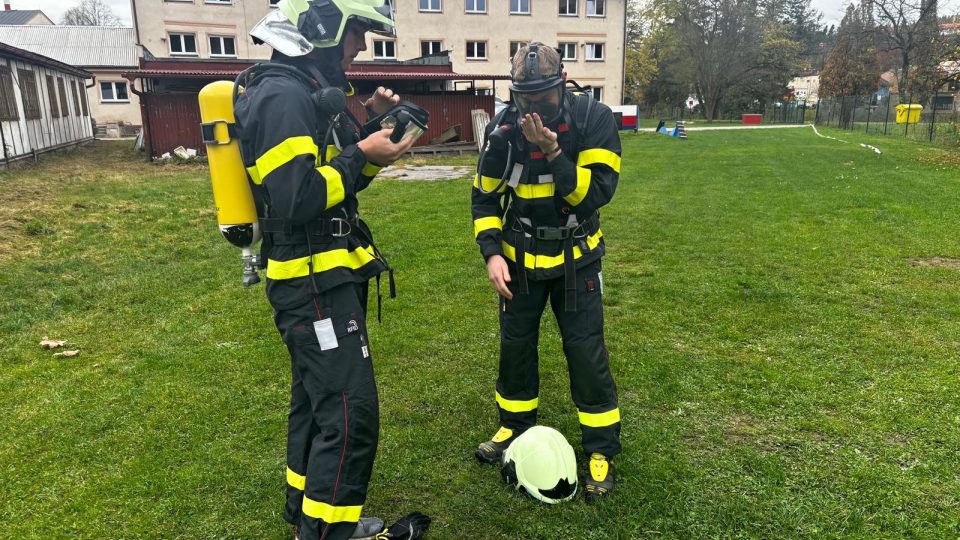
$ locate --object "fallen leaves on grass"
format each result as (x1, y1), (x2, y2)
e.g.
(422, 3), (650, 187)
(908, 256), (960, 269)
(40, 337), (66, 349)
(52, 350), (80, 358)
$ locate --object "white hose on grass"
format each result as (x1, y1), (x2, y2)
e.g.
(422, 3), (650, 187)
(809, 124), (882, 154)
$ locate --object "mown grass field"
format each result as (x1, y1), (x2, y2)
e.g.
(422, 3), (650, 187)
(2, 128), (959, 539)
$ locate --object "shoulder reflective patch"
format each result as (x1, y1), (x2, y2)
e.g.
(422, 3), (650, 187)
(252, 135), (319, 184)
(577, 148), (621, 173)
(502, 230), (603, 269)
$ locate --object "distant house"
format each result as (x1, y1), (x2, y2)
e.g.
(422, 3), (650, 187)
(0, 41), (93, 164)
(0, 7), (53, 25)
(0, 25), (142, 137)
(788, 74), (819, 102)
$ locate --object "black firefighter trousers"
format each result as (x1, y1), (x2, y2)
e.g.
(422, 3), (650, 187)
(496, 259), (622, 457)
(274, 282), (378, 540)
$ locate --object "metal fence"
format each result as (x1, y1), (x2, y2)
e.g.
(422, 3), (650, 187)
(815, 92), (960, 146)
(637, 100), (811, 125)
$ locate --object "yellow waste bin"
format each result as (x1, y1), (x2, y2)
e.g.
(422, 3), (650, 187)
(895, 104), (923, 124)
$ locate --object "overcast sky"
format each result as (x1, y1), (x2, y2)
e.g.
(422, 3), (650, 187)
(15, 0), (953, 30)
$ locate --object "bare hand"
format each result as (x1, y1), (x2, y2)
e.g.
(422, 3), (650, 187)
(486, 254), (513, 299)
(356, 127), (416, 166)
(364, 86), (401, 116)
(519, 113), (558, 152)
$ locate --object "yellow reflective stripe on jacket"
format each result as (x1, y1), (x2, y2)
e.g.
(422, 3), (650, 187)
(496, 390), (538, 413)
(251, 135), (318, 185)
(502, 230), (603, 270)
(577, 148), (621, 173)
(474, 216), (502, 238)
(266, 246), (377, 280)
(578, 407), (621, 427)
(317, 164), (345, 209)
(563, 166), (591, 206)
(286, 467), (306, 491)
(473, 174), (507, 193)
(301, 497), (363, 523)
(361, 162), (382, 177)
(246, 165), (262, 184)
(513, 182), (555, 199)
(324, 145), (341, 162)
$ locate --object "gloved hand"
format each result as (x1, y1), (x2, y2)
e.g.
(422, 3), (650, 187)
(373, 512), (432, 540)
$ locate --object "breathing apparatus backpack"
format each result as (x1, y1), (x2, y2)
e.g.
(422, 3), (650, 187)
(199, 63), (429, 288)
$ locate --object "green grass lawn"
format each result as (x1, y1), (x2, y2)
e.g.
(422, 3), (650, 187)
(2, 128), (959, 538)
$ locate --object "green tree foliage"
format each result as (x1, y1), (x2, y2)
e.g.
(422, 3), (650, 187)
(820, 4), (880, 97)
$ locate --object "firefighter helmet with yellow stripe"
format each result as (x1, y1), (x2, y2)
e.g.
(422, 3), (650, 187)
(251, 0), (395, 57)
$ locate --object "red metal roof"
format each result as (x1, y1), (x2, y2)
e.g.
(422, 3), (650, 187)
(124, 67), (508, 81)
(123, 58), (508, 81)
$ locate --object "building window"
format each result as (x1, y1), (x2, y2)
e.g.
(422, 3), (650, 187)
(100, 81), (129, 103)
(586, 0), (604, 16)
(509, 41), (527, 59)
(510, 0), (530, 14)
(373, 39), (396, 59)
(559, 42), (577, 61)
(46, 74), (59, 118)
(466, 40), (487, 60)
(419, 0), (440, 12)
(169, 33), (198, 55)
(0, 70), (18, 120)
(559, 0), (576, 15)
(465, 0), (485, 12)
(204, 0), (231, 4)
(421, 40), (442, 56)
(57, 77), (69, 115)
(209, 35), (237, 57)
(17, 69), (41, 119)
(71, 80), (82, 116)
(591, 86), (602, 102)
(585, 42), (604, 61)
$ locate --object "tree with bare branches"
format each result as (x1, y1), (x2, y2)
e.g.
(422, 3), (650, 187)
(869, 0), (940, 100)
(61, 0), (121, 26)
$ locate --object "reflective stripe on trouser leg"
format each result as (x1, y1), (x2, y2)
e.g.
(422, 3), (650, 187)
(496, 272), (550, 431)
(274, 284), (380, 540)
(550, 259), (622, 457)
(284, 340), (319, 526)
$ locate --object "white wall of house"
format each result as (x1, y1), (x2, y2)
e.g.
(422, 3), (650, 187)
(88, 68), (142, 127)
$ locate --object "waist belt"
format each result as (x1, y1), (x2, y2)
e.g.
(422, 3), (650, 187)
(260, 216), (353, 245)
(260, 215), (396, 322)
(509, 212), (600, 312)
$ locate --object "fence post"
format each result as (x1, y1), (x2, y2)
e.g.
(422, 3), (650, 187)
(866, 96), (872, 133)
(905, 92), (912, 138)
(929, 89), (938, 143)
(884, 95), (891, 135)
(815, 99), (821, 124)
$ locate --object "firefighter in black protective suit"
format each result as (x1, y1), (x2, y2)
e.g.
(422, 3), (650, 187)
(238, 1), (431, 538)
(471, 43), (623, 501)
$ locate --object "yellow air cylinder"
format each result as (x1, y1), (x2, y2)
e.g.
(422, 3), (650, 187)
(199, 80), (262, 286)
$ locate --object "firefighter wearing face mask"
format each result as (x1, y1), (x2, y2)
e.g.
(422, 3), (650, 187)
(236, 1), (431, 538)
(471, 43), (623, 501)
